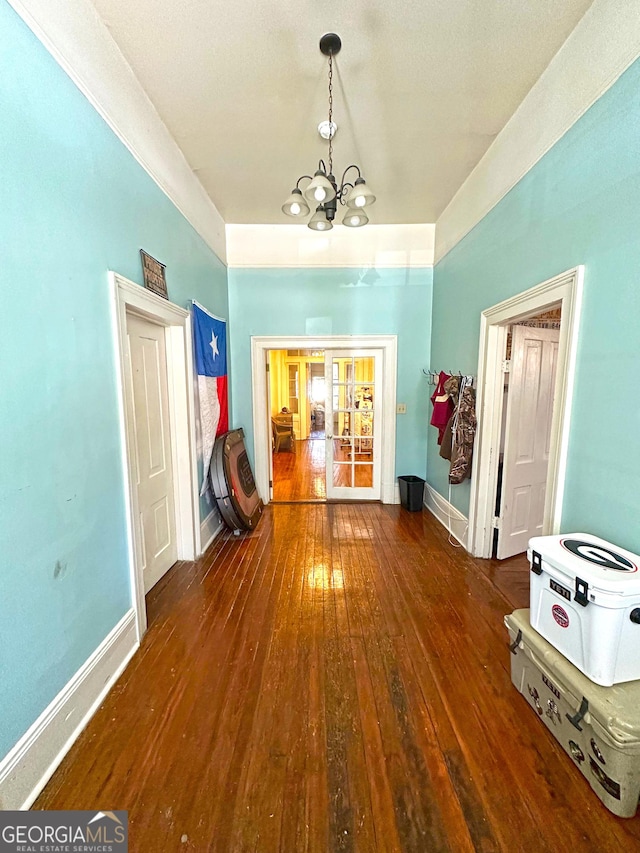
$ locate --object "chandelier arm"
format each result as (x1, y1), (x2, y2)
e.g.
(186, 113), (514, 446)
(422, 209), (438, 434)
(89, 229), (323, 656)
(295, 175), (314, 190)
(337, 181), (355, 204)
(296, 175), (313, 190)
(339, 164), (362, 190)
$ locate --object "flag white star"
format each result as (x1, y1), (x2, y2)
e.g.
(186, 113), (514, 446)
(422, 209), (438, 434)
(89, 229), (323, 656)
(209, 331), (219, 359)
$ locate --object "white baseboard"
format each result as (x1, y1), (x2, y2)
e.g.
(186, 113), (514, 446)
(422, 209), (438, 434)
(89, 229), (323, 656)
(424, 483), (470, 549)
(0, 609), (138, 811)
(200, 508), (223, 554)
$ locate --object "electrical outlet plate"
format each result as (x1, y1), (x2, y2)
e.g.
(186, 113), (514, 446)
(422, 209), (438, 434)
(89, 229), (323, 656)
(396, 403), (407, 414)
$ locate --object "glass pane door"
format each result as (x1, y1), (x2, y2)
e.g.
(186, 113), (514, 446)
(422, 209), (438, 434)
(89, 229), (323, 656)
(325, 349), (382, 500)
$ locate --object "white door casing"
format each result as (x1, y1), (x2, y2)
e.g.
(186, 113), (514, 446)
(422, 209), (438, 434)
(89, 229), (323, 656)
(126, 312), (178, 590)
(497, 326), (560, 559)
(111, 272), (199, 640)
(251, 335), (398, 504)
(325, 349), (383, 501)
(468, 266), (583, 559)
(267, 350), (274, 500)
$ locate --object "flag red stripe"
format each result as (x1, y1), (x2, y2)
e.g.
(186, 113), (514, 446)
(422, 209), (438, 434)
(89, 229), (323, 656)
(216, 375), (229, 436)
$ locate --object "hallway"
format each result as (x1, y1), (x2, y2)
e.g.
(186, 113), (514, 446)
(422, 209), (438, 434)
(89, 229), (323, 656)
(36, 505), (639, 852)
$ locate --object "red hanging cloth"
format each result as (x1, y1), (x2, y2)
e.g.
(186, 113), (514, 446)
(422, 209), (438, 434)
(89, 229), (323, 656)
(430, 371), (454, 445)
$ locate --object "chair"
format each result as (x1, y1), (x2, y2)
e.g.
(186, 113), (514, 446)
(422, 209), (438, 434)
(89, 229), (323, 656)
(311, 404), (325, 430)
(272, 415), (296, 452)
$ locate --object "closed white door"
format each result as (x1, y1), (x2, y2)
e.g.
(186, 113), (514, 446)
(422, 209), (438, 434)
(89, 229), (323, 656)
(126, 312), (178, 591)
(497, 326), (560, 559)
(325, 349), (383, 500)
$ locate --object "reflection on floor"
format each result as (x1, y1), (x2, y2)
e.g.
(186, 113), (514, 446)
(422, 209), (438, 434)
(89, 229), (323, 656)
(36, 506), (640, 851)
(272, 436), (375, 500)
(481, 551), (531, 608)
(272, 439), (326, 501)
(332, 450), (374, 489)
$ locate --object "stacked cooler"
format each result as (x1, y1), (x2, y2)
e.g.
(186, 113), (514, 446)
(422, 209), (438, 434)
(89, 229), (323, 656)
(504, 533), (640, 817)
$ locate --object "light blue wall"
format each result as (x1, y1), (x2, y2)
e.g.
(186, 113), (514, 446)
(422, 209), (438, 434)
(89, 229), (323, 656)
(228, 267), (433, 480)
(429, 57), (640, 553)
(0, 4), (227, 759)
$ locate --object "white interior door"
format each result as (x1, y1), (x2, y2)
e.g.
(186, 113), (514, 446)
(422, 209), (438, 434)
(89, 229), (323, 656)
(497, 326), (560, 558)
(126, 311), (178, 591)
(325, 349), (383, 500)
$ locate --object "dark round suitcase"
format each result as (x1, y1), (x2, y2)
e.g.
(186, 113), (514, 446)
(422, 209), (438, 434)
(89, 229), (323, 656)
(209, 428), (263, 532)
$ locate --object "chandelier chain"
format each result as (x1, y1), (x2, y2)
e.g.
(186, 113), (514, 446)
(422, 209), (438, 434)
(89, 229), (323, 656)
(328, 52), (333, 176)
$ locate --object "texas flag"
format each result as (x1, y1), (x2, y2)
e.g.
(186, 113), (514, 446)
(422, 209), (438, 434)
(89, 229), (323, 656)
(192, 301), (228, 495)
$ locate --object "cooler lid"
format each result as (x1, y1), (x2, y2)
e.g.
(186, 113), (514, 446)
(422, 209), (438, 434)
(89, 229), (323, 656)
(528, 533), (640, 596)
(506, 609), (640, 745)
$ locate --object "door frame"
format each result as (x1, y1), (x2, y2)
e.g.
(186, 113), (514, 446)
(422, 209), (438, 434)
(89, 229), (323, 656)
(110, 272), (200, 640)
(251, 335), (398, 504)
(468, 266), (584, 558)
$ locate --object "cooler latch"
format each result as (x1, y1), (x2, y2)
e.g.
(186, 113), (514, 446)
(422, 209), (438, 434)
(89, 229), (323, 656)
(566, 696), (589, 731)
(574, 576), (589, 607)
(531, 550), (543, 575)
(509, 629), (523, 655)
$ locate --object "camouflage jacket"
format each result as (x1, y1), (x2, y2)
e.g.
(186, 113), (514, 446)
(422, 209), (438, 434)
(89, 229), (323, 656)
(438, 377), (477, 484)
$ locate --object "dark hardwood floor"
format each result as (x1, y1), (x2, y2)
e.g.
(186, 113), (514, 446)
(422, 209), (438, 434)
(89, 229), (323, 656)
(36, 505), (640, 851)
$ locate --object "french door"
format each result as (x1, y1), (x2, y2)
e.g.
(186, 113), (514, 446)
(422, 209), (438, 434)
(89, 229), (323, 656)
(325, 349), (383, 500)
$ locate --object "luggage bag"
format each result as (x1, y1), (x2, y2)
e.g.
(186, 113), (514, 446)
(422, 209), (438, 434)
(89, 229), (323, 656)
(505, 608), (640, 817)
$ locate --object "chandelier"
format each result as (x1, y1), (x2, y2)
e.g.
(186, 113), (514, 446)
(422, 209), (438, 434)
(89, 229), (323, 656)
(281, 33), (376, 231)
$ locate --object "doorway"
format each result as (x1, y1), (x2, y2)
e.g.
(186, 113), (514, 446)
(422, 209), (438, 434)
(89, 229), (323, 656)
(268, 347), (384, 501)
(111, 272), (200, 640)
(252, 335), (398, 505)
(269, 348), (327, 501)
(126, 311), (179, 590)
(493, 308), (561, 559)
(468, 267), (583, 559)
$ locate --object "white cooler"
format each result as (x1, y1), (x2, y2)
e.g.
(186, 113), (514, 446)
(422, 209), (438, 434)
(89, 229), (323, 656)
(505, 609), (640, 818)
(528, 533), (640, 686)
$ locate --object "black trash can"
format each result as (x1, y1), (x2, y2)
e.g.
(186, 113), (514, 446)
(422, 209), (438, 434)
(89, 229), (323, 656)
(398, 475), (425, 512)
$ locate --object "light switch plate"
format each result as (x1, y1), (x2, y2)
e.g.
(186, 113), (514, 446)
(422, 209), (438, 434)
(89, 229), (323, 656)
(396, 403), (407, 414)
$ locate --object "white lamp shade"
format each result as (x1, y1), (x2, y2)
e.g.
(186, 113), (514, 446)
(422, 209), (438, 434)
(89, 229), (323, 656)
(281, 189), (310, 217)
(346, 179), (376, 209)
(304, 173), (336, 204)
(342, 209), (369, 228)
(308, 206), (333, 231)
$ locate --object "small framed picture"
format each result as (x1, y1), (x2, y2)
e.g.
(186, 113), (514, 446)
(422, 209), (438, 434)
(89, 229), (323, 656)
(140, 250), (168, 299)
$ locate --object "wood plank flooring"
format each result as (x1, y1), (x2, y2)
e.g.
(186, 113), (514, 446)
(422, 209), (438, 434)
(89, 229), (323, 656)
(36, 505), (640, 851)
(273, 438), (375, 501)
(272, 438), (326, 501)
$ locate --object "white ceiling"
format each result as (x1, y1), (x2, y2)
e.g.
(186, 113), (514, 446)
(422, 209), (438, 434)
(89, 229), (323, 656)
(90, 0), (594, 225)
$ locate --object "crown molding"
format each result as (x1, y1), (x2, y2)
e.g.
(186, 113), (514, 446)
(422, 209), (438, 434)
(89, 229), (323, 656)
(435, 0), (640, 264)
(225, 224), (434, 268)
(7, 0), (227, 264)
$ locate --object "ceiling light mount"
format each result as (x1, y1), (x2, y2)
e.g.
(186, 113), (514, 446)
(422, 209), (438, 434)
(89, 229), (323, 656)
(281, 33), (376, 230)
(319, 33), (342, 57)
